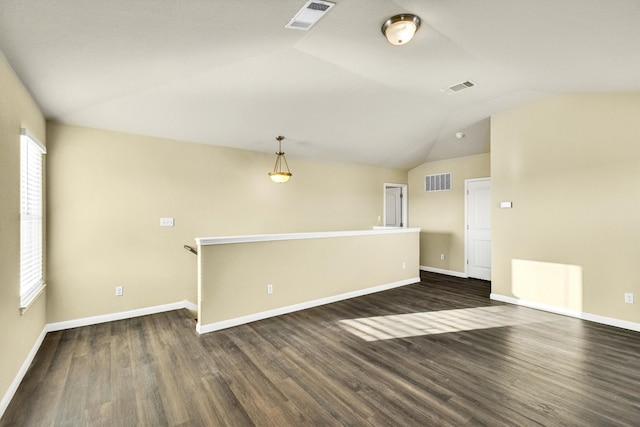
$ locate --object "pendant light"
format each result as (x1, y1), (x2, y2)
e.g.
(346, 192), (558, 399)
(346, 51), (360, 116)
(268, 136), (292, 183)
(381, 14), (421, 45)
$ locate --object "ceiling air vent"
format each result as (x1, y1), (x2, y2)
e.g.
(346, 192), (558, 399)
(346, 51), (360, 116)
(425, 173), (452, 192)
(285, 1), (335, 30)
(441, 80), (476, 95)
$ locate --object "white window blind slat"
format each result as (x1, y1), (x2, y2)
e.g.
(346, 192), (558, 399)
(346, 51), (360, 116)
(20, 128), (46, 309)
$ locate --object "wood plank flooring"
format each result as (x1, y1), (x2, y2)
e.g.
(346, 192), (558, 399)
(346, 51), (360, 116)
(2, 272), (639, 426)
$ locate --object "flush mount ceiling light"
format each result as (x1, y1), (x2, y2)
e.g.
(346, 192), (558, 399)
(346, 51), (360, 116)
(268, 136), (292, 183)
(381, 14), (421, 45)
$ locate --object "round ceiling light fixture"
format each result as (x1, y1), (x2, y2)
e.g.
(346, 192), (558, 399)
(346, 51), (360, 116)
(268, 135), (292, 183)
(381, 14), (421, 45)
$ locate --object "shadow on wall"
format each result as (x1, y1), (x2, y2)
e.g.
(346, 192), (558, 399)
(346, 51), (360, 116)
(420, 231), (453, 269)
(511, 259), (583, 313)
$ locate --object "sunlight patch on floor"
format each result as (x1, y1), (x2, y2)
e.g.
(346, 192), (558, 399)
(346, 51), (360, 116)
(337, 305), (555, 341)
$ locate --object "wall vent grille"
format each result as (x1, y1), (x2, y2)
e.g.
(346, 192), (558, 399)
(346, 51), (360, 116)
(285, 1), (335, 30)
(425, 173), (452, 192)
(441, 80), (476, 94)
(308, 2), (331, 11)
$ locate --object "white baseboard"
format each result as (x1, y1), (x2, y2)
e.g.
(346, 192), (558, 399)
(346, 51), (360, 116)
(490, 293), (640, 333)
(420, 266), (468, 279)
(197, 277), (420, 335)
(183, 300), (197, 313)
(1, 299), (198, 420)
(47, 300), (196, 332)
(1, 326), (48, 419)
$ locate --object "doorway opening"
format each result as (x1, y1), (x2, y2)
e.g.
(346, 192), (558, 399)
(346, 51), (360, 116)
(383, 183), (407, 227)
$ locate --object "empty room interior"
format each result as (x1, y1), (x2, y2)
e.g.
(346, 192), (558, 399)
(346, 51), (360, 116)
(1, 1), (639, 425)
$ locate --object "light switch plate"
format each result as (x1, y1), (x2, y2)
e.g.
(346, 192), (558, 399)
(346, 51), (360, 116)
(500, 201), (512, 209)
(160, 217), (174, 227)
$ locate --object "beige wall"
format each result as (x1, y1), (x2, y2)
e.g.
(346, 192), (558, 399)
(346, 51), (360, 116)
(46, 123), (407, 323)
(491, 93), (640, 324)
(408, 154), (491, 273)
(199, 231), (419, 327)
(0, 55), (47, 410)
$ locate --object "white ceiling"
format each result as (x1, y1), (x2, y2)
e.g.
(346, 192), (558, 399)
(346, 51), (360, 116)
(1, 0), (638, 169)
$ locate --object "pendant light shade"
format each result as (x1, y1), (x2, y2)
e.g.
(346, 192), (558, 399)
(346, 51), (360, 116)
(269, 136), (292, 183)
(381, 14), (421, 45)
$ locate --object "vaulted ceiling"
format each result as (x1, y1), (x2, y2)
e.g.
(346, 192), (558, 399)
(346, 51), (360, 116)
(1, 0), (638, 169)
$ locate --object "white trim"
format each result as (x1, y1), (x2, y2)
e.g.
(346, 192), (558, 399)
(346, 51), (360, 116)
(2, 300), (197, 418)
(183, 300), (197, 313)
(420, 265), (468, 279)
(196, 228), (420, 246)
(0, 326), (47, 419)
(19, 283), (47, 315)
(20, 127), (46, 153)
(47, 300), (197, 332)
(490, 293), (640, 333)
(197, 277), (420, 334)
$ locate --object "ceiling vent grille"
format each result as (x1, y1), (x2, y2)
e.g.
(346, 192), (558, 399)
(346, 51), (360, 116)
(441, 80), (476, 95)
(425, 173), (452, 192)
(285, 1), (335, 30)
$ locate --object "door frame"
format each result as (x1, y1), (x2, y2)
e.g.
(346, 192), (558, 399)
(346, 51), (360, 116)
(383, 183), (408, 228)
(464, 177), (491, 278)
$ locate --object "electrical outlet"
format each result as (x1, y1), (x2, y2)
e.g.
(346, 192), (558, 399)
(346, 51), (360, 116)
(115, 286), (123, 296)
(624, 293), (634, 304)
(402, 262), (406, 269)
(440, 253), (446, 261)
(267, 284), (273, 295)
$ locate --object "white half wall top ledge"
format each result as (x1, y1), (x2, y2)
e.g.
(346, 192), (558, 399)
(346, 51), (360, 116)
(196, 227), (421, 246)
(196, 227), (421, 334)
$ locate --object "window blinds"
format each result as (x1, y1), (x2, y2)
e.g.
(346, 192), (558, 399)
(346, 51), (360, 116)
(20, 128), (46, 309)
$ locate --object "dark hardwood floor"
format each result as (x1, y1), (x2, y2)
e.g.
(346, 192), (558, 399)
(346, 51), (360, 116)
(2, 272), (639, 426)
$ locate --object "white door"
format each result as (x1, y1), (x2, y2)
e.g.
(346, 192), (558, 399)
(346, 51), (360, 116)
(466, 179), (491, 280)
(385, 187), (403, 227)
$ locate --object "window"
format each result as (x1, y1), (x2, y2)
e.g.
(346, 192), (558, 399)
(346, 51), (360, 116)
(20, 128), (46, 310)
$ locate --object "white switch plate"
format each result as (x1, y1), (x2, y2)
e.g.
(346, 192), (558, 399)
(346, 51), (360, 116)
(160, 217), (174, 227)
(500, 201), (513, 209)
